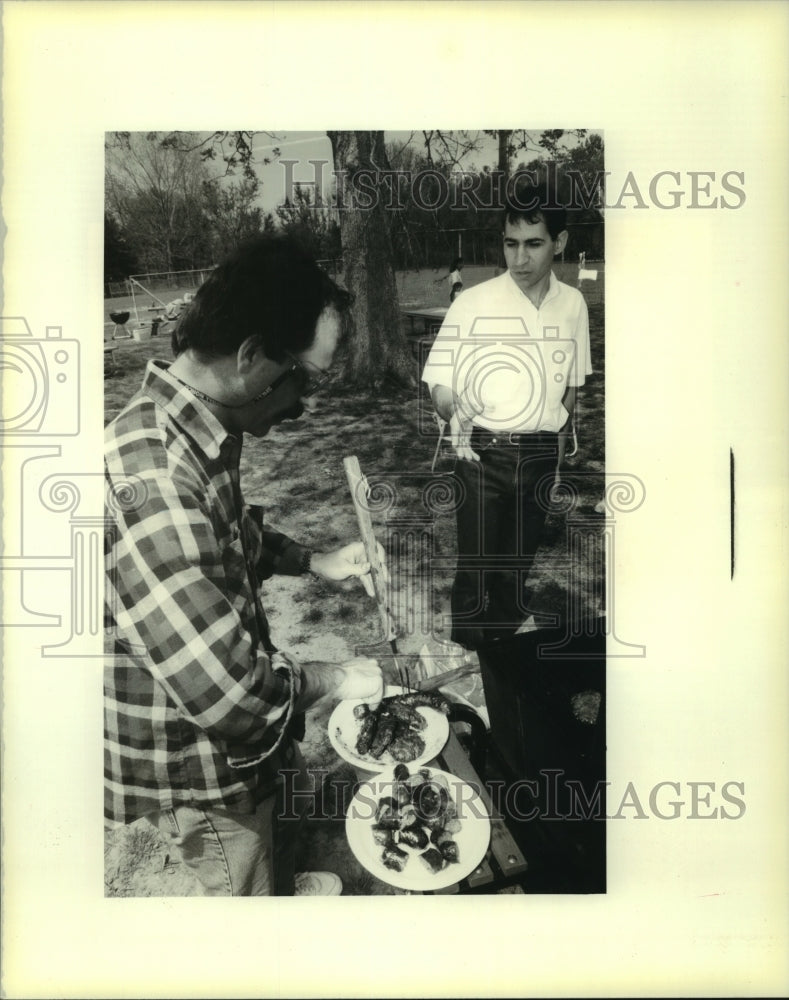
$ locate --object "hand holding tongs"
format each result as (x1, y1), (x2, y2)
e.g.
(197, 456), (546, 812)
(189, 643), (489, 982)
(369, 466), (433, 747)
(343, 455), (413, 691)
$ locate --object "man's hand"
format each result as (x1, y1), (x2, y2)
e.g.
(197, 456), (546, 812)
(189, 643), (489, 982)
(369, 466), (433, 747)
(297, 656), (383, 712)
(552, 411), (574, 498)
(552, 414), (574, 500)
(310, 541), (388, 597)
(447, 391), (483, 462)
(551, 467), (563, 502)
(333, 656), (384, 706)
(449, 408), (480, 462)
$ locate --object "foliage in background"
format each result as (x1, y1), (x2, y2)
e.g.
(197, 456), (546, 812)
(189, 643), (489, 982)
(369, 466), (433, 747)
(201, 174), (272, 262)
(105, 129), (605, 278)
(274, 184), (342, 262)
(104, 212), (139, 282)
(105, 130), (604, 389)
(381, 130), (604, 270)
(105, 132), (213, 273)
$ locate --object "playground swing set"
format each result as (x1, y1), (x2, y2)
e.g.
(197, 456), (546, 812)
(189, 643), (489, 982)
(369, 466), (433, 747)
(109, 275), (194, 343)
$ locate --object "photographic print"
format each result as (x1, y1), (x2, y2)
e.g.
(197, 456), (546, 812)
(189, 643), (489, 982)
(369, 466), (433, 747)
(101, 128), (608, 899)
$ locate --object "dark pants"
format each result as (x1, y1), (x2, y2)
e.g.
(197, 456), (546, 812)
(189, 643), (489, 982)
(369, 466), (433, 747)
(450, 428), (559, 650)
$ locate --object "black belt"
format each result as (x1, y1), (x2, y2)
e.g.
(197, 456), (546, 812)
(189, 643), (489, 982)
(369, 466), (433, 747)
(471, 427), (559, 447)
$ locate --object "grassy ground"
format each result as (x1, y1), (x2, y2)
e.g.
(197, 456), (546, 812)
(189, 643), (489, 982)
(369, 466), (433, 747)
(104, 260), (602, 332)
(103, 264), (605, 896)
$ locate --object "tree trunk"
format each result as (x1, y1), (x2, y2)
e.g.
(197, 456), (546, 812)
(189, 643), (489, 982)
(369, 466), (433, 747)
(497, 129), (512, 176)
(495, 129), (513, 268)
(327, 131), (414, 390)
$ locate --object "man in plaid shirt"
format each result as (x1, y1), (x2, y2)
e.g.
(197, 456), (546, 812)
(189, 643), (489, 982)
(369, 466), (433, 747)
(105, 234), (383, 896)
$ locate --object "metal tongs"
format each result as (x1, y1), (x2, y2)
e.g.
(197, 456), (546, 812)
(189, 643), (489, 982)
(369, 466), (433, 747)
(343, 455), (412, 691)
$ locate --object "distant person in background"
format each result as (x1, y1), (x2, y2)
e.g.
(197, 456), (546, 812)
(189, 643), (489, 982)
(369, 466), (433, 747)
(433, 257), (464, 303)
(164, 294), (199, 348)
(447, 257), (464, 301)
(164, 296), (186, 322)
(578, 251), (586, 270)
(167, 292), (193, 315)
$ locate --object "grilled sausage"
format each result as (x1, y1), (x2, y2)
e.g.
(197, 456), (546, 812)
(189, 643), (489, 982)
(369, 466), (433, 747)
(355, 711), (378, 756)
(382, 698), (428, 731)
(392, 691), (451, 715)
(368, 710), (397, 759)
(389, 731), (426, 763)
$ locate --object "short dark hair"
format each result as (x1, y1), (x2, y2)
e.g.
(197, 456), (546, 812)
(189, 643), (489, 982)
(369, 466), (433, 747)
(501, 178), (567, 240)
(172, 233), (352, 360)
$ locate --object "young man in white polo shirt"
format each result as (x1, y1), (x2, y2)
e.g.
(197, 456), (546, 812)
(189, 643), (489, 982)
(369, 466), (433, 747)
(422, 182), (592, 650)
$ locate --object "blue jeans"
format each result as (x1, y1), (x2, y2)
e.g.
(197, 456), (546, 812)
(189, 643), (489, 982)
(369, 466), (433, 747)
(451, 429), (559, 649)
(148, 744), (309, 896)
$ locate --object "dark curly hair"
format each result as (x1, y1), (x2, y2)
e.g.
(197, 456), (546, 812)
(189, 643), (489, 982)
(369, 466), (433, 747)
(501, 178), (567, 240)
(172, 233), (352, 360)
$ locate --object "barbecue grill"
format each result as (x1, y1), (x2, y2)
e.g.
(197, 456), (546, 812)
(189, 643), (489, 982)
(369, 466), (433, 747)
(476, 618), (607, 892)
(109, 311), (131, 340)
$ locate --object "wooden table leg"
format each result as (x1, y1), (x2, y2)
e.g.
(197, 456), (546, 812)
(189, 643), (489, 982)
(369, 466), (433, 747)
(438, 728), (530, 892)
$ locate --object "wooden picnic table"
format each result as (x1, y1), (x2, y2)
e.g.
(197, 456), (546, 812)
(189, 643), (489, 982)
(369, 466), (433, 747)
(401, 306), (448, 364)
(104, 341), (120, 375)
(401, 306), (448, 340)
(426, 724), (529, 894)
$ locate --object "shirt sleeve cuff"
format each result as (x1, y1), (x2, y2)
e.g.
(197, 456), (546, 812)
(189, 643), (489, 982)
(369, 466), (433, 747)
(277, 541), (310, 576)
(226, 651), (304, 768)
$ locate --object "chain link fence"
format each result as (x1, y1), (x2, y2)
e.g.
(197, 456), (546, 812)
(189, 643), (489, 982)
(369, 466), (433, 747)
(105, 267), (216, 299)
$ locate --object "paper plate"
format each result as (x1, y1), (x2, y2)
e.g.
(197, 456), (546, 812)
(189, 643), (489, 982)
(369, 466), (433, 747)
(345, 764), (491, 891)
(328, 685), (449, 773)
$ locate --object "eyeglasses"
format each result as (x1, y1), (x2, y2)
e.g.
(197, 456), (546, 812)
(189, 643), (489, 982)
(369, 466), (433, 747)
(214, 354), (331, 410)
(285, 352), (333, 398)
(240, 362), (302, 407)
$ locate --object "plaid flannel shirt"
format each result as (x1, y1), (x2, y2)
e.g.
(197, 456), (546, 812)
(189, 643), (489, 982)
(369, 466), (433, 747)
(104, 360), (308, 824)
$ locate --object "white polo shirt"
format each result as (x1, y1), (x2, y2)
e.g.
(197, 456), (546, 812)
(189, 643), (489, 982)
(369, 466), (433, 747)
(421, 270), (592, 434)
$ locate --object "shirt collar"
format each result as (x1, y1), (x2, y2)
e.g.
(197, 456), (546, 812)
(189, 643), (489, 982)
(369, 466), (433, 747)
(141, 359), (239, 463)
